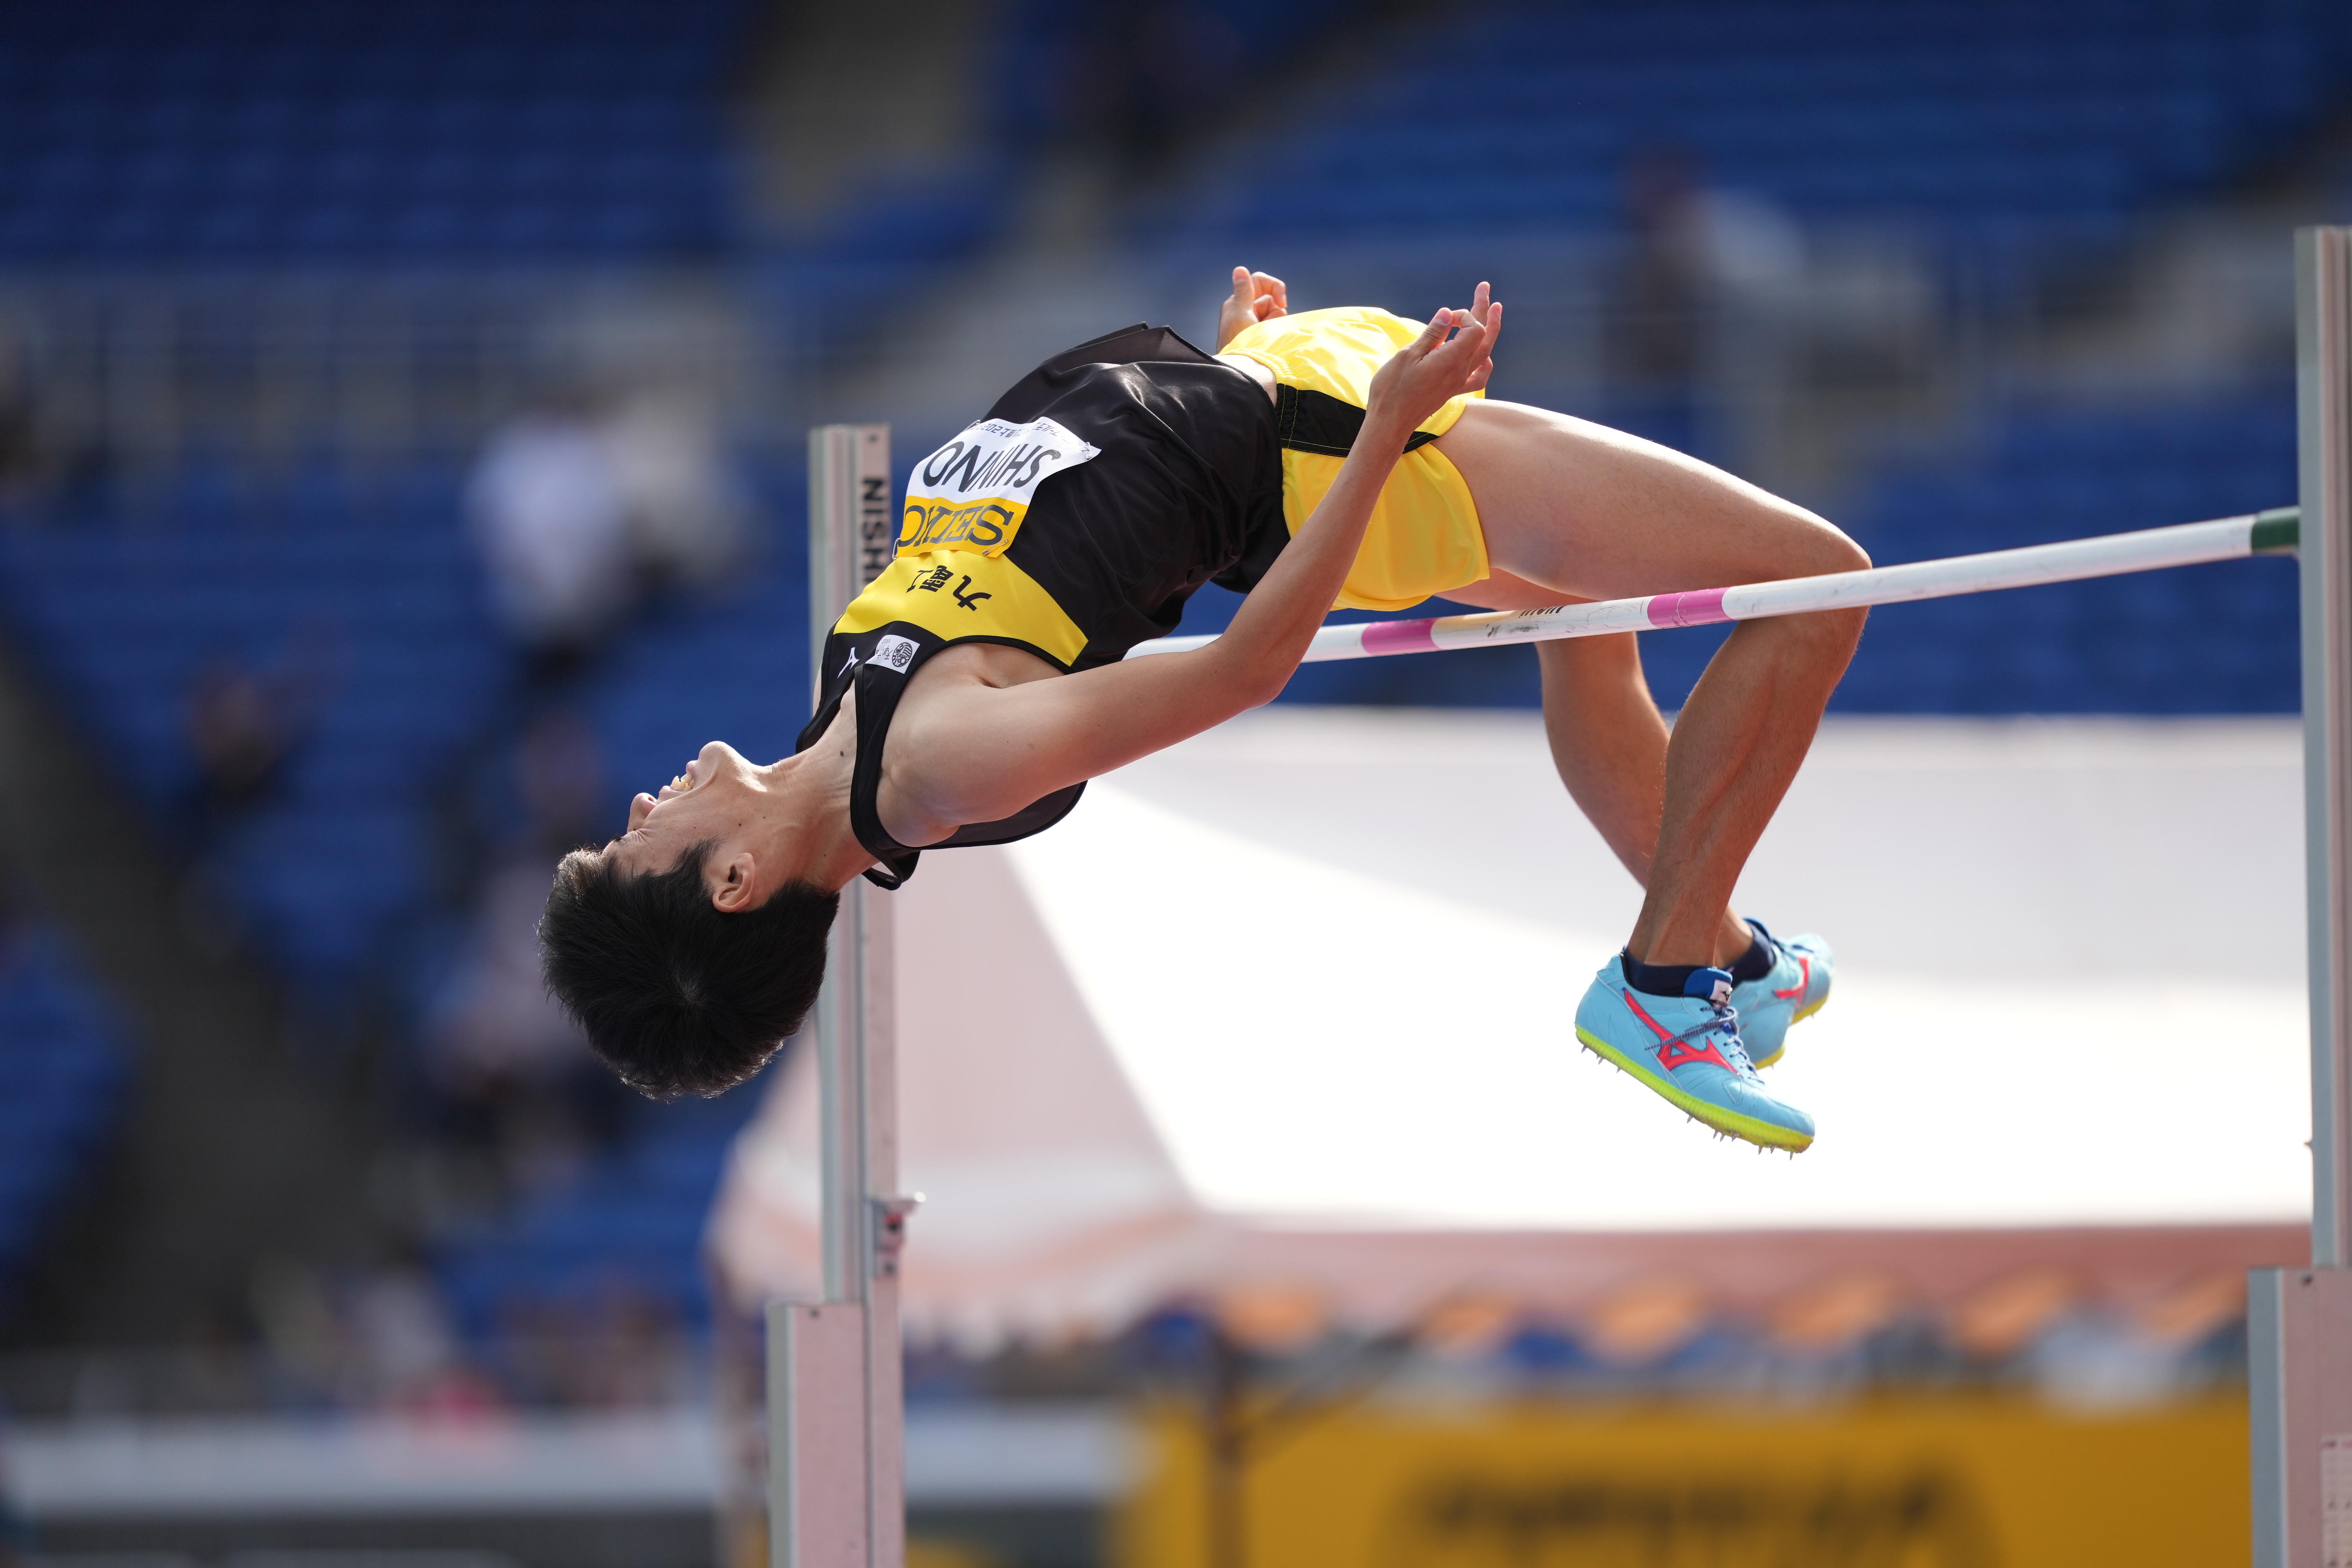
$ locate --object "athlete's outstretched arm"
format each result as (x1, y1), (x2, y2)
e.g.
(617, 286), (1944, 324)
(894, 293), (1501, 829)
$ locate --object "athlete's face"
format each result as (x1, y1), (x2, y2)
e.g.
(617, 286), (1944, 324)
(601, 740), (768, 901)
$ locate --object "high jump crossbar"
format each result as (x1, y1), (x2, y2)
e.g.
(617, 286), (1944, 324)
(1124, 508), (2301, 665)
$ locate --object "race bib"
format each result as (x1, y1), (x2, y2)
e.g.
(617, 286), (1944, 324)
(898, 416), (1100, 560)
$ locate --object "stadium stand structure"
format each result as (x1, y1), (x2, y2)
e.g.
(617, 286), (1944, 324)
(1140, 0), (2340, 711)
(989, 0), (1363, 153)
(0, 456), (803, 1355)
(750, 0), (1370, 371)
(1823, 392), (2303, 714)
(0, 0), (2342, 1360)
(0, 0), (747, 262)
(0, 463), (510, 1001)
(0, 920), (130, 1315)
(1142, 0), (2352, 255)
(0, 0), (772, 1344)
(434, 1093), (756, 1357)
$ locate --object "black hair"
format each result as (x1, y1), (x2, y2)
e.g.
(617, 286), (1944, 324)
(540, 841), (838, 1099)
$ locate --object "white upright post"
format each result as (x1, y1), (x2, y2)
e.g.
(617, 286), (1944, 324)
(2253, 227), (2352, 1568)
(770, 425), (910, 1568)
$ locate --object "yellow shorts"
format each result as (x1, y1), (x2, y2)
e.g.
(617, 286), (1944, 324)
(1219, 305), (1487, 612)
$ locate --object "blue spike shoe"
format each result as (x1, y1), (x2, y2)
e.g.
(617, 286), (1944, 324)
(1573, 957), (1816, 1153)
(1728, 922), (1834, 1070)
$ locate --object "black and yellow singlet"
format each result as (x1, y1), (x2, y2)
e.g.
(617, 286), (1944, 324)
(797, 311), (1489, 889)
(797, 322), (1289, 889)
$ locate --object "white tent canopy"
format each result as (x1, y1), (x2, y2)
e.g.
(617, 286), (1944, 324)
(708, 712), (2309, 1347)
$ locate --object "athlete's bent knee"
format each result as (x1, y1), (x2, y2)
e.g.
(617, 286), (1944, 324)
(1791, 521), (1870, 579)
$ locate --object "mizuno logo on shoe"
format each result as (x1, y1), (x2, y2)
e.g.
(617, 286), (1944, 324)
(1617, 988), (1737, 1074)
(1772, 957), (1811, 1001)
(1657, 1031), (1736, 1072)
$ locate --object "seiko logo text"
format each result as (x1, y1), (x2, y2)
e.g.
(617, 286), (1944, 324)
(898, 416), (1099, 562)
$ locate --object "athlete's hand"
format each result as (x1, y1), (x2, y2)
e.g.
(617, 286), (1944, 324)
(1364, 282), (1501, 438)
(1217, 267), (1289, 349)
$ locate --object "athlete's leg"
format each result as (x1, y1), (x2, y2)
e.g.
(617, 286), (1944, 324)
(1532, 632), (1668, 885)
(1447, 570), (1756, 966)
(1540, 634), (1761, 967)
(1434, 400), (1867, 969)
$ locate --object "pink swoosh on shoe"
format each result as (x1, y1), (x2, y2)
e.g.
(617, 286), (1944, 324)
(1772, 956), (1811, 1001)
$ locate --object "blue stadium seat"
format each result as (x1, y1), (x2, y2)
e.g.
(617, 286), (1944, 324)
(1130, 0), (2352, 254)
(0, 0), (750, 262)
(1823, 392), (2301, 715)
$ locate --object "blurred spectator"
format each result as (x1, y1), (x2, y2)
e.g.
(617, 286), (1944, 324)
(0, 317), (49, 512)
(468, 389), (747, 695)
(249, 1258), (348, 1408)
(511, 707), (608, 857)
(1612, 149), (1710, 397)
(0, 314), (104, 514)
(251, 1260), (504, 1414)
(467, 396), (636, 689)
(0, 381), (36, 513)
(500, 1286), (694, 1409)
(431, 862), (594, 1096)
(181, 657), (301, 847)
(348, 1266), (504, 1416)
(1071, 3), (1247, 173)
(427, 712), (624, 1196)
(606, 389), (748, 598)
(428, 856), (624, 1194)
(1008, 0), (1354, 178)
(1608, 147), (1806, 463)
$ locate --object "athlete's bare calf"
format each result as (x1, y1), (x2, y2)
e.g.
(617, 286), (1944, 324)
(1434, 401), (1869, 970)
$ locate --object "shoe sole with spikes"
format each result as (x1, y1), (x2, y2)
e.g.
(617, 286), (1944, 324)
(1576, 1027), (1816, 1153)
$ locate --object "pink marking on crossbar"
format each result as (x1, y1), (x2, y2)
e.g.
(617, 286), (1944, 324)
(1644, 588), (1730, 629)
(1361, 618), (1439, 656)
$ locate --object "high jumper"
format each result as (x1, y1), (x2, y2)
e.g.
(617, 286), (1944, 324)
(539, 270), (1868, 1153)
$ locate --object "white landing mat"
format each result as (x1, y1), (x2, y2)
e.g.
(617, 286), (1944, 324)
(1006, 712), (2311, 1232)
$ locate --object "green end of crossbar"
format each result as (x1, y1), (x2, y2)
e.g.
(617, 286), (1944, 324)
(2252, 506), (2300, 554)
